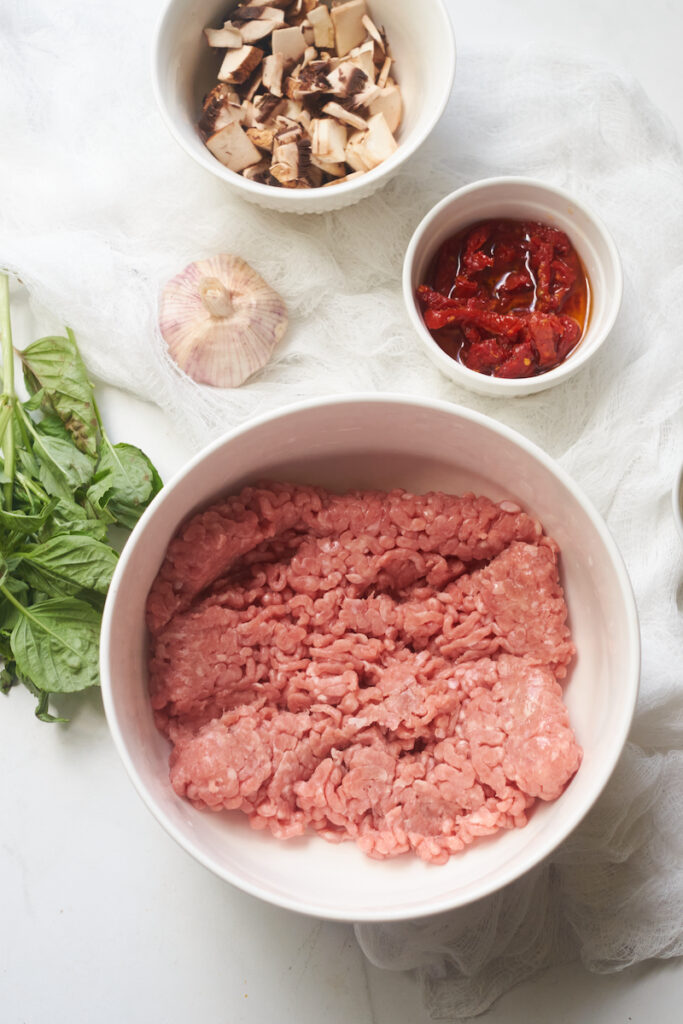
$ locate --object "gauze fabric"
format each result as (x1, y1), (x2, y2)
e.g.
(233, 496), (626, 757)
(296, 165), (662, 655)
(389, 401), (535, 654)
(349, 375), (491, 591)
(1, 1), (682, 1018)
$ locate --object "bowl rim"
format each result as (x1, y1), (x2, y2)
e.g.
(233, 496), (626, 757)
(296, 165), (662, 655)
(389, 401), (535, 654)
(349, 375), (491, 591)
(402, 176), (624, 395)
(150, 0), (457, 208)
(101, 393), (640, 921)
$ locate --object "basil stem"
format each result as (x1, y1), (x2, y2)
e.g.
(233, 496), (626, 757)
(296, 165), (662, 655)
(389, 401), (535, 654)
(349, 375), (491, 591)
(0, 273), (16, 510)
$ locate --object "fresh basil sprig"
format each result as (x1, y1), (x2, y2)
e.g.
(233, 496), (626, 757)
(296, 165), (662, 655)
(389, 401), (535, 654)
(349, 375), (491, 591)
(0, 272), (162, 721)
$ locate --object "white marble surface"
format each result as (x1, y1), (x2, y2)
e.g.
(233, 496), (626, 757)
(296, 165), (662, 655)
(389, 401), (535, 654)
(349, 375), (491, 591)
(2, 1), (683, 1022)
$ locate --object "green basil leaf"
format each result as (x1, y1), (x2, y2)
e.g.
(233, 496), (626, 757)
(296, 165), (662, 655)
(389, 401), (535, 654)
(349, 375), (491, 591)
(86, 440), (162, 529)
(34, 689), (69, 723)
(18, 535), (118, 595)
(22, 389), (46, 412)
(36, 412), (74, 441)
(0, 578), (30, 631)
(0, 501), (57, 537)
(0, 660), (16, 694)
(41, 498), (110, 542)
(19, 331), (98, 456)
(32, 433), (95, 500)
(10, 597), (101, 693)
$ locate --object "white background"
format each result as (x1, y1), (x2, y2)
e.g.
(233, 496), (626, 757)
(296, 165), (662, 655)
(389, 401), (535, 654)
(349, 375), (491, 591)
(2, 1), (682, 1022)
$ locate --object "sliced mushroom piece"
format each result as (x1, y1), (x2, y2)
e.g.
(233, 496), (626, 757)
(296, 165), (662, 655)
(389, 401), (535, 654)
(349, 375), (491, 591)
(345, 110), (397, 171)
(247, 124), (278, 152)
(241, 99), (257, 129)
(361, 13), (385, 56)
(330, 0), (367, 57)
(244, 69), (264, 102)
(262, 53), (285, 97)
(287, 0), (319, 27)
(198, 83), (242, 140)
(345, 130), (372, 173)
(302, 44), (319, 67)
(281, 99), (311, 131)
(377, 55), (392, 89)
(274, 115), (304, 138)
(270, 142), (305, 186)
(204, 24), (243, 49)
(349, 40), (376, 81)
(270, 123), (312, 186)
(218, 45), (264, 85)
(238, 17), (285, 44)
(252, 91), (288, 124)
(368, 82), (402, 134)
(311, 116), (347, 164)
(310, 154), (347, 177)
(159, 254), (288, 389)
(205, 121), (264, 172)
(271, 25), (307, 63)
(326, 60), (368, 99)
(347, 76), (381, 109)
(295, 106), (313, 131)
(242, 158), (273, 183)
(322, 101), (367, 131)
(307, 5), (335, 49)
(286, 61), (332, 100)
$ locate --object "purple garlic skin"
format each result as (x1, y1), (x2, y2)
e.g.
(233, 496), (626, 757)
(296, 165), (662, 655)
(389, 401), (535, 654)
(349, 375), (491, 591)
(159, 254), (288, 388)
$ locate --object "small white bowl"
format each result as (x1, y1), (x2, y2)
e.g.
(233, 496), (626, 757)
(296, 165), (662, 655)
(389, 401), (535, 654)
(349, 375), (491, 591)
(153, 0), (456, 214)
(101, 395), (639, 922)
(403, 177), (623, 397)
(673, 460), (683, 543)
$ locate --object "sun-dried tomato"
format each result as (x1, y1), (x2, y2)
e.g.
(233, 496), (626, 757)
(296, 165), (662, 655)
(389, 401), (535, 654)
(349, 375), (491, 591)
(418, 219), (590, 378)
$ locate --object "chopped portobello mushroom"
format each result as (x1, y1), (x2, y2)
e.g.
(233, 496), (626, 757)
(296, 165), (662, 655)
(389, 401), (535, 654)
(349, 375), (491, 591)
(218, 45), (264, 85)
(271, 126), (312, 186)
(326, 60), (368, 99)
(198, 0), (402, 188)
(206, 121), (263, 172)
(368, 81), (402, 134)
(331, 0), (367, 58)
(377, 54), (392, 89)
(348, 40), (376, 80)
(311, 116), (347, 164)
(361, 14), (385, 54)
(272, 25), (307, 62)
(230, 6), (286, 44)
(204, 25), (243, 49)
(262, 53), (285, 96)
(199, 84), (243, 139)
(322, 101), (367, 131)
(308, 6), (335, 49)
(242, 159), (273, 183)
(345, 111), (397, 172)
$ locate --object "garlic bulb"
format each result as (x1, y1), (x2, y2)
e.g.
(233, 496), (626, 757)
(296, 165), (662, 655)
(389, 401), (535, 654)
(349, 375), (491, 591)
(159, 254), (288, 388)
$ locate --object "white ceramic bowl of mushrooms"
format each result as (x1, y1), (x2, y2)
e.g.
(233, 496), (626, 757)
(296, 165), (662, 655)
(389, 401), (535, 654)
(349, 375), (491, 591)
(153, 0), (456, 213)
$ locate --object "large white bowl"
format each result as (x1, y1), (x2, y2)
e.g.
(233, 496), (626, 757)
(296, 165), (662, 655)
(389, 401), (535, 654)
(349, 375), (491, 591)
(152, 0), (456, 214)
(101, 396), (639, 921)
(403, 177), (623, 397)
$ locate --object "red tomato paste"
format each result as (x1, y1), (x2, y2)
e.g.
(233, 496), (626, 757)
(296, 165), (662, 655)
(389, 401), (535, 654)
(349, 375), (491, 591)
(417, 219), (590, 378)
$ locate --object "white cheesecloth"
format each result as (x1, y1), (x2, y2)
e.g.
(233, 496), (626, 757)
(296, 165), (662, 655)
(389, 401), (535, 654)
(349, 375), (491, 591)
(1, 0), (682, 1018)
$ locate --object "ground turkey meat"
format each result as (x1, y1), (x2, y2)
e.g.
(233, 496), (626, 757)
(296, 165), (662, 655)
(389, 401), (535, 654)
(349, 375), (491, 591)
(147, 482), (581, 864)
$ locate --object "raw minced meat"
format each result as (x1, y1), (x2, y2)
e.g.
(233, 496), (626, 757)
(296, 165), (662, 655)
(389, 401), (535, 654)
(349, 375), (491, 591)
(146, 482), (581, 864)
